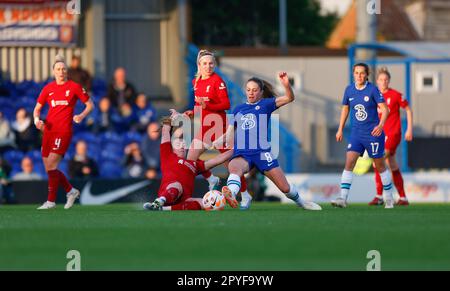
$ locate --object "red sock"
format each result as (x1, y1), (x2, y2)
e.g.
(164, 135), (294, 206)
(57, 170), (72, 193)
(392, 169), (406, 198)
(171, 200), (202, 210)
(160, 187), (181, 205)
(202, 170), (212, 179)
(374, 168), (383, 196)
(47, 170), (60, 202)
(240, 176), (247, 192)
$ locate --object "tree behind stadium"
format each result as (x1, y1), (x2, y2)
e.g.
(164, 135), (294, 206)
(191, 0), (338, 46)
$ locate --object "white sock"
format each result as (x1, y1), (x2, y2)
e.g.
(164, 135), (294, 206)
(46, 201), (55, 206)
(207, 175), (218, 184)
(340, 170), (353, 201)
(380, 170), (394, 200)
(285, 183), (303, 206)
(227, 174), (241, 197)
(240, 190), (252, 204)
(162, 206), (171, 211)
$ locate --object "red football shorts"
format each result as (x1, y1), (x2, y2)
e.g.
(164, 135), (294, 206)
(385, 132), (401, 155)
(41, 131), (72, 158)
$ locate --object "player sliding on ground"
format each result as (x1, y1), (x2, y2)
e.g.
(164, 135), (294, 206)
(33, 55), (94, 210)
(143, 116), (233, 211)
(332, 63), (395, 209)
(220, 72), (322, 211)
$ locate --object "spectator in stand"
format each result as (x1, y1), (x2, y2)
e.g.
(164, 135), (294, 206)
(113, 102), (138, 133)
(0, 111), (16, 154)
(90, 97), (115, 133)
(107, 67), (137, 108)
(67, 55), (92, 92)
(122, 142), (154, 179)
(140, 122), (161, 178)
(12, 157), (43, 181)
(0, 156), (14, 204)
(68, 140), (99, 179)
(134, 93), (157, 133)
(11, 108), (40, 152)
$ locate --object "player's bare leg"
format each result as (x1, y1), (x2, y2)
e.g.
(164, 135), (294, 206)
(386, 155), (409, 205)
(265, 167), (321, 211)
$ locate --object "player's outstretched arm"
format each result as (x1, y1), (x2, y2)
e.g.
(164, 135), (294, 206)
(33, 103), (45, 131)
(204, 149), (234, 171)
(275, 72), (295, 108)
(74, 98), (95, 124)
(336, 105), (349, 142)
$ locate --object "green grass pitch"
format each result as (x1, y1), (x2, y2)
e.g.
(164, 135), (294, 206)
(1, 203), (450, 270)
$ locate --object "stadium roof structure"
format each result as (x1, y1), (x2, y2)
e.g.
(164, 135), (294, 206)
(349, 41), (450, 63)
(348, 41), (450, 172)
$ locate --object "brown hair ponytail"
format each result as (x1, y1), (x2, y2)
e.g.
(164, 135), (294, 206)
(247, 77), (277, 98)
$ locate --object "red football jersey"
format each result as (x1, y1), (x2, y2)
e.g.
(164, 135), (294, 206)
(159, 142), (206, 197)
(37, 80), (90, 133)
(380, 88), (409, 135)
(192, 73), (230, 133)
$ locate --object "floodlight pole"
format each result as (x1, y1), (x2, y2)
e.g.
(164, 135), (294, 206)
(279, 0), (288, 55)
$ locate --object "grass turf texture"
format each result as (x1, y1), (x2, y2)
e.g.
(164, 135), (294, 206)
(1, 203), (450, 270)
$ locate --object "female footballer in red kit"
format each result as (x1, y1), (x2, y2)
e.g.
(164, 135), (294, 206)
(369, 67), (413, 206)
(33, 55), (94, 210)
(185, 49), (250, 207)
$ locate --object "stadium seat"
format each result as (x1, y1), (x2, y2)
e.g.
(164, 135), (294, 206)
(123, 131), (143, 145)
(100, 147), (122, 162)
(26, 150), (42, 162)
(3, 150), (25, 164)
(92, 78), (107, 96)
(99, 161), (122, 178)
(100, 131), (123, 146)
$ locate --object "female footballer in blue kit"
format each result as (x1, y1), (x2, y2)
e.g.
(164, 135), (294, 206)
(220, 72), (321, 211)
(332, 63), (395, 208)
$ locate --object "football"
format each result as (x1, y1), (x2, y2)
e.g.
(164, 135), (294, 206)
(202, 190), (226, 211)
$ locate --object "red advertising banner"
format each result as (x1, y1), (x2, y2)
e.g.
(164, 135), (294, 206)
(0, 0), (79, 47)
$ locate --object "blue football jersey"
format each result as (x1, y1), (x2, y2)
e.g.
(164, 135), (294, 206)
(342, 82), (385, 134)
(232, 98), (278, 155)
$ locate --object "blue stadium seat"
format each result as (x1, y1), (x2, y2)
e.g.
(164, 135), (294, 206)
(123, 131), (143, 145)
(3, 150), (25, 164)
(100, 161), (122, 178)
(1, 104), (16, 121)
(73, 131), (99, 145)
(92, 78), (107, 96)
(100, 131), (123, 146)
(26, 150), (42, 162)
(100, 147), (122, 162)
